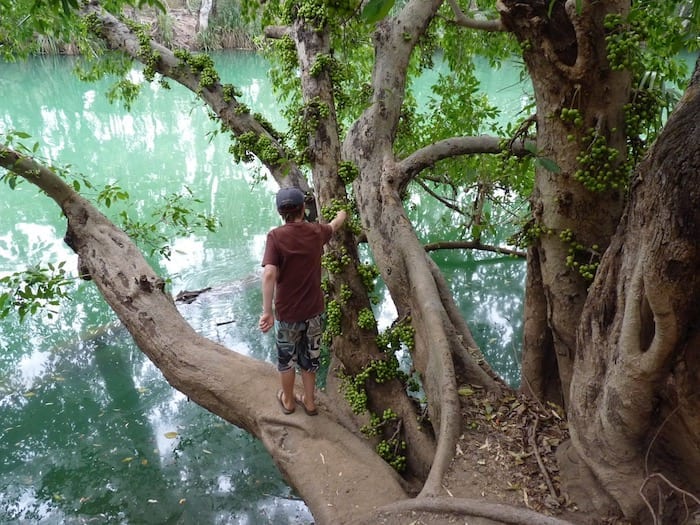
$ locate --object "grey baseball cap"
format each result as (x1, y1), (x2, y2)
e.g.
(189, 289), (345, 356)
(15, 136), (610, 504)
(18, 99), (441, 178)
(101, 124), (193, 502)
(276, 187), (305, 211)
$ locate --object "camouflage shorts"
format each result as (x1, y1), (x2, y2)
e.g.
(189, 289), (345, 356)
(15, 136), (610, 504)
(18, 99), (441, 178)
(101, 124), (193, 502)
(275, 314), (322, 373)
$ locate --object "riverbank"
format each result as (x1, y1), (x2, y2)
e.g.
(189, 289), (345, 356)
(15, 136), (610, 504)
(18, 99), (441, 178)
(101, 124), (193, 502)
(41, 5), (254, 55)
(132, 6), (256, 52)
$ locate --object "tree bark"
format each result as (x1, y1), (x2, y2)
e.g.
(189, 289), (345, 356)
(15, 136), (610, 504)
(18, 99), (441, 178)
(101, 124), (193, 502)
(197, 0), (213, 33)
(288, 10), (437, 481)
(345, 0), (506, 498)
(567, 58), (700, 522)
(499, 0), (630, 409)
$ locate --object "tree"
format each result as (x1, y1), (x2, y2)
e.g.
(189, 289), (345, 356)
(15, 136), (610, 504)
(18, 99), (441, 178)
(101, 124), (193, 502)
(2, 0), (699, 523)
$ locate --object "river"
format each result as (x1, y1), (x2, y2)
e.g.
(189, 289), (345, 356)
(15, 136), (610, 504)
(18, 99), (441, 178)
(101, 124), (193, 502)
(0, 51), (528, 524)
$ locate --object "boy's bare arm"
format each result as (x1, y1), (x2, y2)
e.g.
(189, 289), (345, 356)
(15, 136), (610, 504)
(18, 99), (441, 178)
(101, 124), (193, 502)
(330, 209), (347, 232)
(259, 264), (278, 333)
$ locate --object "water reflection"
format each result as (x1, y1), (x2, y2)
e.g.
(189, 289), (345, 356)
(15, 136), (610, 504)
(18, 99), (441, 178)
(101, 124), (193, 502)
(1, 316), (312, 524)
(431, 250), (524, 387)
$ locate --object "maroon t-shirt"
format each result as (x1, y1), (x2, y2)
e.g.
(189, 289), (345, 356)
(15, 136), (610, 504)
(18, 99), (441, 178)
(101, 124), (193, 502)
(262, 221), (333, 323)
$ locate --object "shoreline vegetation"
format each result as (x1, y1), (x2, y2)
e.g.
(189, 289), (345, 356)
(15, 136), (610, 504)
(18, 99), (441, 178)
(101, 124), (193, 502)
(40, 2), (256, 55)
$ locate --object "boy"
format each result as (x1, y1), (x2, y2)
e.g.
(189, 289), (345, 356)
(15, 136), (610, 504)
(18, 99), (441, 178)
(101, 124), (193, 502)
(258, 187), (347, 415)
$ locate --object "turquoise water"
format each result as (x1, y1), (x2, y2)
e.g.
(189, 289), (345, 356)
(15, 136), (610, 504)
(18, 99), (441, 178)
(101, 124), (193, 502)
(0, 52), (527, 523)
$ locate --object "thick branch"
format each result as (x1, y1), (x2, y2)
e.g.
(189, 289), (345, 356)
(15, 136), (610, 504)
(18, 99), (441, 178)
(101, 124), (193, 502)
(374, 496), (575, 524)
(2, 144), (408, 523)
(447, 0), (505, 32)
(424, 240), (525, 258)
(351, 0), (443, 145)
(396, 135), (530, 187)
(264, 25), (291, 39)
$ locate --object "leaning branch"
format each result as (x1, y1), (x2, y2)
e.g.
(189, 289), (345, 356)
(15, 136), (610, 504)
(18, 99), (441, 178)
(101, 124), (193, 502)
(424, 240), (525, 258)
(81, 1), (309, 192)
(396, 135), (530, 186)
(0, 144), (74, 207)
(446, 0), (505, 32)
(1, 142), (409, 524)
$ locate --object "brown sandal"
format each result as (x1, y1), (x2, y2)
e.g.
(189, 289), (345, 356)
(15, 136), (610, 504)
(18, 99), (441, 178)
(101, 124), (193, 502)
(295, 394), (318, 416)
(277, 389), (295, 415)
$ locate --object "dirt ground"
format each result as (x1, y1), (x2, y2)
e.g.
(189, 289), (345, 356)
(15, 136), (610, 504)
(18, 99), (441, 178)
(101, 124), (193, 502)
(368, 389), (586, 525)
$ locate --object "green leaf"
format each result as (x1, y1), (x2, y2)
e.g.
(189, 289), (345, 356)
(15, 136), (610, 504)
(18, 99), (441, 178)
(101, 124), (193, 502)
(547, 0), (555, 17)
(361, 0), (395, 24)
(536, 156), (562, 173)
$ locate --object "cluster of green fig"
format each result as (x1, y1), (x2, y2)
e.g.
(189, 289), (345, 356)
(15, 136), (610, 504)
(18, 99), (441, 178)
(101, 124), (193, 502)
(82, 13), (104, 38)
(574, 129), (626, 192)
(337, 161), (359, 185)
(358, 408), (407, 471)
(286, 96), (331, 163)
(324, 299), (343, 342)
(340, 354), (403, 414)
(604, 13), (645, 73)
(376, 438), (407, 472)
(623, 89), (663, 156)
(560, 107), (584, 128)
(339, 367), (369, 414)
(357, 307), (376, 331)
(360, 412), (384, 437)
(321, 198), (362, 237)
(357, 262), (379, 292)
(510, 220), (553, 248)
(560, 228), (600, 281)
(321, 198), (347, 223)
(222, 84), (243, 103)
(339, 283), (353, 302)
(376, 318), (415, 352)
(274, 35), (298, 71)
(173, 49), (219, 91)
(288, 0), (329, 31)
(229, 131), (281, 166)
(309, 53), (340, 79)
(321, 245), (351, 274)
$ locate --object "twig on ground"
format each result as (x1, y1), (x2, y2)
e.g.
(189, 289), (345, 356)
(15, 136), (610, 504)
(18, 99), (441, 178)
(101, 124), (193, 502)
(529, 416), (559, 502)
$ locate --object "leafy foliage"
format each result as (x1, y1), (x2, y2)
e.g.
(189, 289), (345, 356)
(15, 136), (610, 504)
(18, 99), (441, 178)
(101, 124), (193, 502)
(0, 262), (72, 321)
(118, 187), (220, 260)
(0, 130), (219, 317)
(360, 0), (395, 23)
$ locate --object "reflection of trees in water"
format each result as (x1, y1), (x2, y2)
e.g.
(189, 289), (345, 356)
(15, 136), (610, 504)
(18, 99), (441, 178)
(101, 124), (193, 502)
(0, 324), (306, 523)
(435, 253), (525, 387)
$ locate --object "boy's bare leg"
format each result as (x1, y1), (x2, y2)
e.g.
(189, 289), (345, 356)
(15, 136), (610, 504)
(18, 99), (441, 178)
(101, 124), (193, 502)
(280, 369), (296, 411)
(300, 369), (317, 411)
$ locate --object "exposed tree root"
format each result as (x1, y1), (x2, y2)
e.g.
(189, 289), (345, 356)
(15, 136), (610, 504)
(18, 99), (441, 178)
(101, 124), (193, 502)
(368, 497), (576, 525)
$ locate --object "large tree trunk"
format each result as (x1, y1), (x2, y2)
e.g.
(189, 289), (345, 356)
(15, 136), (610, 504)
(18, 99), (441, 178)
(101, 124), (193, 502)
(345, 0), (507, 498)
(196, 0), (214, 34)
(286, 11), (437, 481)
(499, 0), (630, 409)
(565, 58), (700, 523)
